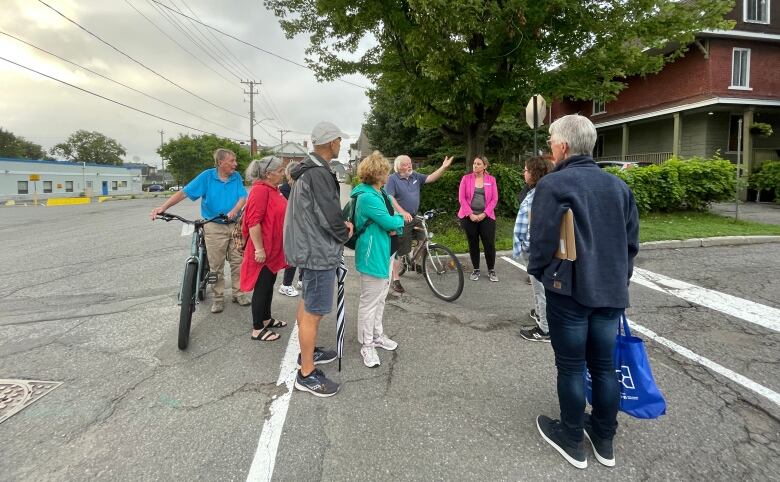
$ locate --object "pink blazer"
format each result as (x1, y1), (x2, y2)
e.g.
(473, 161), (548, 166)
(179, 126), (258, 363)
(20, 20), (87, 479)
(457, 172), (499, 220)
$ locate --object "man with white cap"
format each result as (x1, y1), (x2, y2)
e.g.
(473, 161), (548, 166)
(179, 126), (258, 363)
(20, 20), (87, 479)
(284, 121), (353, 397)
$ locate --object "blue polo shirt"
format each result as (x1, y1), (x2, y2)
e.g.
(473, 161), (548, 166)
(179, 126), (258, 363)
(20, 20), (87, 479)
(183, 168), (247, 221)
(385, 171), (428, 215)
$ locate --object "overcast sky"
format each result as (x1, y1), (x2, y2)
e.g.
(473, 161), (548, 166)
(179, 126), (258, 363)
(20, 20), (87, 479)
(0, 0), (372, 166)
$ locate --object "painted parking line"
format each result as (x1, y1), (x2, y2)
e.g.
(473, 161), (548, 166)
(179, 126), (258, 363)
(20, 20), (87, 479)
(500, 256), (780, 407)
(246, 324), (300, 482)
(632, 267), (780, 333)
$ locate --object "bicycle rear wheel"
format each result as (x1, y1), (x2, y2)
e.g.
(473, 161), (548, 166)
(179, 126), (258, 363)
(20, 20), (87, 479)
(179, 261), (198, 350)
(422, 244), (464, 302)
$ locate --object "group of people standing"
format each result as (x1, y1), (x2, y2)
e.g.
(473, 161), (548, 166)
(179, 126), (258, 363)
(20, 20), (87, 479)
(151, 114), (639, 470)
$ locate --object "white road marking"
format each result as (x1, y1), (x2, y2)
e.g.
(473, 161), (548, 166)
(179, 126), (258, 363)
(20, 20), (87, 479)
(500, 256), (780, 407)
(632, 267), (780, 333)
(246, 323), (300, 482)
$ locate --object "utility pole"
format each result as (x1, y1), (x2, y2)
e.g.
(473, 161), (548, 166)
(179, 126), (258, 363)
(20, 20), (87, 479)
(241, 80), (260, 156)
(279, 129), (291, 152)
(158, 129), (165, 173)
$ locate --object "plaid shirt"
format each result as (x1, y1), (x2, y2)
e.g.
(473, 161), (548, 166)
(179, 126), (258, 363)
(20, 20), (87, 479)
(512, 187), (536, 258)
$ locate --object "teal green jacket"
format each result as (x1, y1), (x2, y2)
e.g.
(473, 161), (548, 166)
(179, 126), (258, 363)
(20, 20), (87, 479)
(351, 183), (405, 279)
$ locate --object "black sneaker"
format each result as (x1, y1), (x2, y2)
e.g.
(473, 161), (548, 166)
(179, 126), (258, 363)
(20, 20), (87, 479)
(584, 414), (615, 467)
(520, 326), (551, 343)
(294, 368), (339, 397)
(529, 309), (540, 324)
(536, 415), (587, 469)
(297, 346), (337, 368)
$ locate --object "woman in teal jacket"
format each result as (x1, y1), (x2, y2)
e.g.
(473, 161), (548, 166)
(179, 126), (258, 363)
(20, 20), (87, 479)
(351, 151), (405, 368)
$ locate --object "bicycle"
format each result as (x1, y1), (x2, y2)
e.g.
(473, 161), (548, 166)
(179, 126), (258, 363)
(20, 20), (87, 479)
(397, 209), (464, 302)
(155, 212), (227, 350)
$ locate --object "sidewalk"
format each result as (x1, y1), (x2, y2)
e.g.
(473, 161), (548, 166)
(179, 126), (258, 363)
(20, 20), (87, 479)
(710, 201), (780, 226)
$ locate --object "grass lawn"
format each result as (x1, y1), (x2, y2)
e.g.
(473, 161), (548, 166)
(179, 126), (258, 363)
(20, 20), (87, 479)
(427, 211), (780, 254)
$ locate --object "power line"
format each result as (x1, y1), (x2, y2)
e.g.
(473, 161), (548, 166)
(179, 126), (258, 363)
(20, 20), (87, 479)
(148, 0), (370, 90)
(122, 0), (239, 89)
(0, 55), (241, 141)
(176, 0), (258, 80)
(37, 0), (249, 121)
(0, 30), (248, 138)
(150, 0), (245, 81)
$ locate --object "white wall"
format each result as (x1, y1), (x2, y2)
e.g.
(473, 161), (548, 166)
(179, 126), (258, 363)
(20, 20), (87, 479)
(0, 158), (143, 201)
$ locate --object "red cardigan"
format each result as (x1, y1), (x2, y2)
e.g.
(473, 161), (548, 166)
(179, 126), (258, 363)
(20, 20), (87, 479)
(240, 181), (287, 292)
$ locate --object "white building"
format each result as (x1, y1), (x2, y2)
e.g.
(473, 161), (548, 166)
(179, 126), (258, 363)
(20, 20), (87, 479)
(0, 157), (143, 201)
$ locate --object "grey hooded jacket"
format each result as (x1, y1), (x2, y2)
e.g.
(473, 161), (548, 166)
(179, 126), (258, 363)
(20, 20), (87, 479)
(283, 153), (349, 270)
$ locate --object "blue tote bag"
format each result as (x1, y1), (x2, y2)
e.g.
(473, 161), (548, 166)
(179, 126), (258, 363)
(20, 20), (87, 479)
(585, 314), (667, 419)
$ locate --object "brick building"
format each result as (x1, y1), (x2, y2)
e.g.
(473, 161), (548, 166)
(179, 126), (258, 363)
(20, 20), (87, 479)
(552, 0), (780, 175)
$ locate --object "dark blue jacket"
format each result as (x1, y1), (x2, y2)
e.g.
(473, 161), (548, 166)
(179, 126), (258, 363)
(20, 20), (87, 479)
(527, 155), (639, 308)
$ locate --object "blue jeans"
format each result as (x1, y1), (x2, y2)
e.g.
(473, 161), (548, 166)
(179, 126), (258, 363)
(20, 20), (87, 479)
(546, 291), (622, 445)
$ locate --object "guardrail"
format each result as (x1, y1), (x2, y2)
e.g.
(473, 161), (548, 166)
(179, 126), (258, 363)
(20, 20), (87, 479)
(596, 152), (673, 164)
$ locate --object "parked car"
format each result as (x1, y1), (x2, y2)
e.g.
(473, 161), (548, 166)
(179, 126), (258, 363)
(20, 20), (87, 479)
(169, 185), (182, 191)
(147, 184), (164, 192)
(596, 161), (652, 170)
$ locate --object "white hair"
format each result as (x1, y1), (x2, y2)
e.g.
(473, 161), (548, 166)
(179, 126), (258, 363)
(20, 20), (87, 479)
(548, 115), (598, 157)
(246, 156), (282, 182)
(394, 155), (411, 173)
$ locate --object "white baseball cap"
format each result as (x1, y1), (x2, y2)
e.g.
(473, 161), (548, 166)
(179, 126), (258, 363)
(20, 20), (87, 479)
(311, 121), (349, 146)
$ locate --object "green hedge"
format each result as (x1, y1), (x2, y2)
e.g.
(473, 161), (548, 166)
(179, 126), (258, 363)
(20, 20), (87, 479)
(749, 160), (780, 203)
(609, 156), (735, 213)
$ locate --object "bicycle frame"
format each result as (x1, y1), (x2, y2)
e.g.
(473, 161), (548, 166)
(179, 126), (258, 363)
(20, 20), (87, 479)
(178, 226), (207, 305)
(406, 215), (433, 267)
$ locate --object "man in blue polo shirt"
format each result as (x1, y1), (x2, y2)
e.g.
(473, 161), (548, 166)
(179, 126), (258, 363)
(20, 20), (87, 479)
(386, 154), (453, 294)
(150, 148), (248, 313)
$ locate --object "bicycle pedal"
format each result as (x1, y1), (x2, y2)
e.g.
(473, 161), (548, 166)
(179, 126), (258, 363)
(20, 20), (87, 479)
(206, 273), (218, 284)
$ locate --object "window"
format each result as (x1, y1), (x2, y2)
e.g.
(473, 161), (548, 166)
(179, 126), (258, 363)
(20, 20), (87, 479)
(65, 181), (73, 192)
(17, 181), (29, 194)
(593, 135), (605, 158)
(112, 181), (118, 190)
(728, 115), (743, 152)
(120, 180), (128, 187)
(86, 181), (93, 188)
(593, 100), (606, 115)
(730, 48), (751, 89)
(745, 0), (769, 23)
(43, 181), (53, 193)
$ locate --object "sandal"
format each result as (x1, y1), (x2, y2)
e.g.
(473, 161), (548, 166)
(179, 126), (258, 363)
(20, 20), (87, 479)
(265, 318), (288, 329)
(251, 327), (280, 342)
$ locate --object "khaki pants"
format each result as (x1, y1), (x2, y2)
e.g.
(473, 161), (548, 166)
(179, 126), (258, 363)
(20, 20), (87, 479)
(357, 270), (391, 346)
(203, 222), (243, 302)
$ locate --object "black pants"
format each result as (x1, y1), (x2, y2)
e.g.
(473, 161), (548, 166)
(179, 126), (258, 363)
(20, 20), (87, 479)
(461, 216), (496, 270)
(252, 266), (277, 330)
(282, 266), (299, 286)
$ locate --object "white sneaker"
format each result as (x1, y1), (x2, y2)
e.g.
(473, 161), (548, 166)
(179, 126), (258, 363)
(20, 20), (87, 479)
(295, 280), (303, 289)
(278, 285), (300, 297)
(360, 345), (380, 368)
(373, 334), (398, 351)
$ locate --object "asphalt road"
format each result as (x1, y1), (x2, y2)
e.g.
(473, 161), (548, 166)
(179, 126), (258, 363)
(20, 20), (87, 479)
(0, 198), (778, 481)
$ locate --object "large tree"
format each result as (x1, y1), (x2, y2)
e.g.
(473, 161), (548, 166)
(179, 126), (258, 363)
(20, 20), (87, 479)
(0, 127), (50, 160)
(266, 0), (734, 160)
(50, 130), (126, 165)
(158, 134), (251, 185)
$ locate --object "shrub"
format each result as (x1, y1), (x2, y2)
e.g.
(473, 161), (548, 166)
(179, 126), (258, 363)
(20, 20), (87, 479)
(749, 160), (780, 203)
(607, 156), (734, 213)
(417, 162), (524, 218)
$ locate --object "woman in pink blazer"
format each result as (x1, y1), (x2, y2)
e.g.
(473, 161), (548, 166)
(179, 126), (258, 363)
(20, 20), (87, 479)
(457, 156), (499, 282)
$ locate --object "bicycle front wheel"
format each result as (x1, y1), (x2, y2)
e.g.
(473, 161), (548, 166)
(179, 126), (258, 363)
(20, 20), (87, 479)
(422, 244), (464, 302)
(179, 261), (198, 350)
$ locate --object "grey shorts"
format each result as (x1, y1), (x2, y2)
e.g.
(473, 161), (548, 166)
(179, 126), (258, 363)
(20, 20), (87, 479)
(396, 218), (425, 257)
(300, 268), (336, 315)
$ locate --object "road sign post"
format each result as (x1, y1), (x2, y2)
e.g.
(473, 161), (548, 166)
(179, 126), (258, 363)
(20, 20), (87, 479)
(525, 95), (547, 155)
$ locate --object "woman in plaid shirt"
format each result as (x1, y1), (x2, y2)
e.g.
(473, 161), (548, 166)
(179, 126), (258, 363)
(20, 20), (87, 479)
(513, 156), (553, 342)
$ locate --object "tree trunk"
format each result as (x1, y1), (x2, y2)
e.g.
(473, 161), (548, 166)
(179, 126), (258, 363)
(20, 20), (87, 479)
(464, 122), (488, 171)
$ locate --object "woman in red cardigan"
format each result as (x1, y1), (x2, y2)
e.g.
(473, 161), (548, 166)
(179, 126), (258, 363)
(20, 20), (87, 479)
(240, 156), (289, 341)
(457, 156), (500, 282)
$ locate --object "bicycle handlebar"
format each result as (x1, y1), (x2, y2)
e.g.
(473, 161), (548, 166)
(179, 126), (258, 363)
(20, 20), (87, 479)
(155, 212), (230, 225)
(416, 209), (446, 221)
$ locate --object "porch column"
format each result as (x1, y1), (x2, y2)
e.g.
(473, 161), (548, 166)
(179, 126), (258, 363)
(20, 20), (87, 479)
(741, 109), (754, 176)
(621, 123), (629, 159)
(672, 112), (681, 158)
